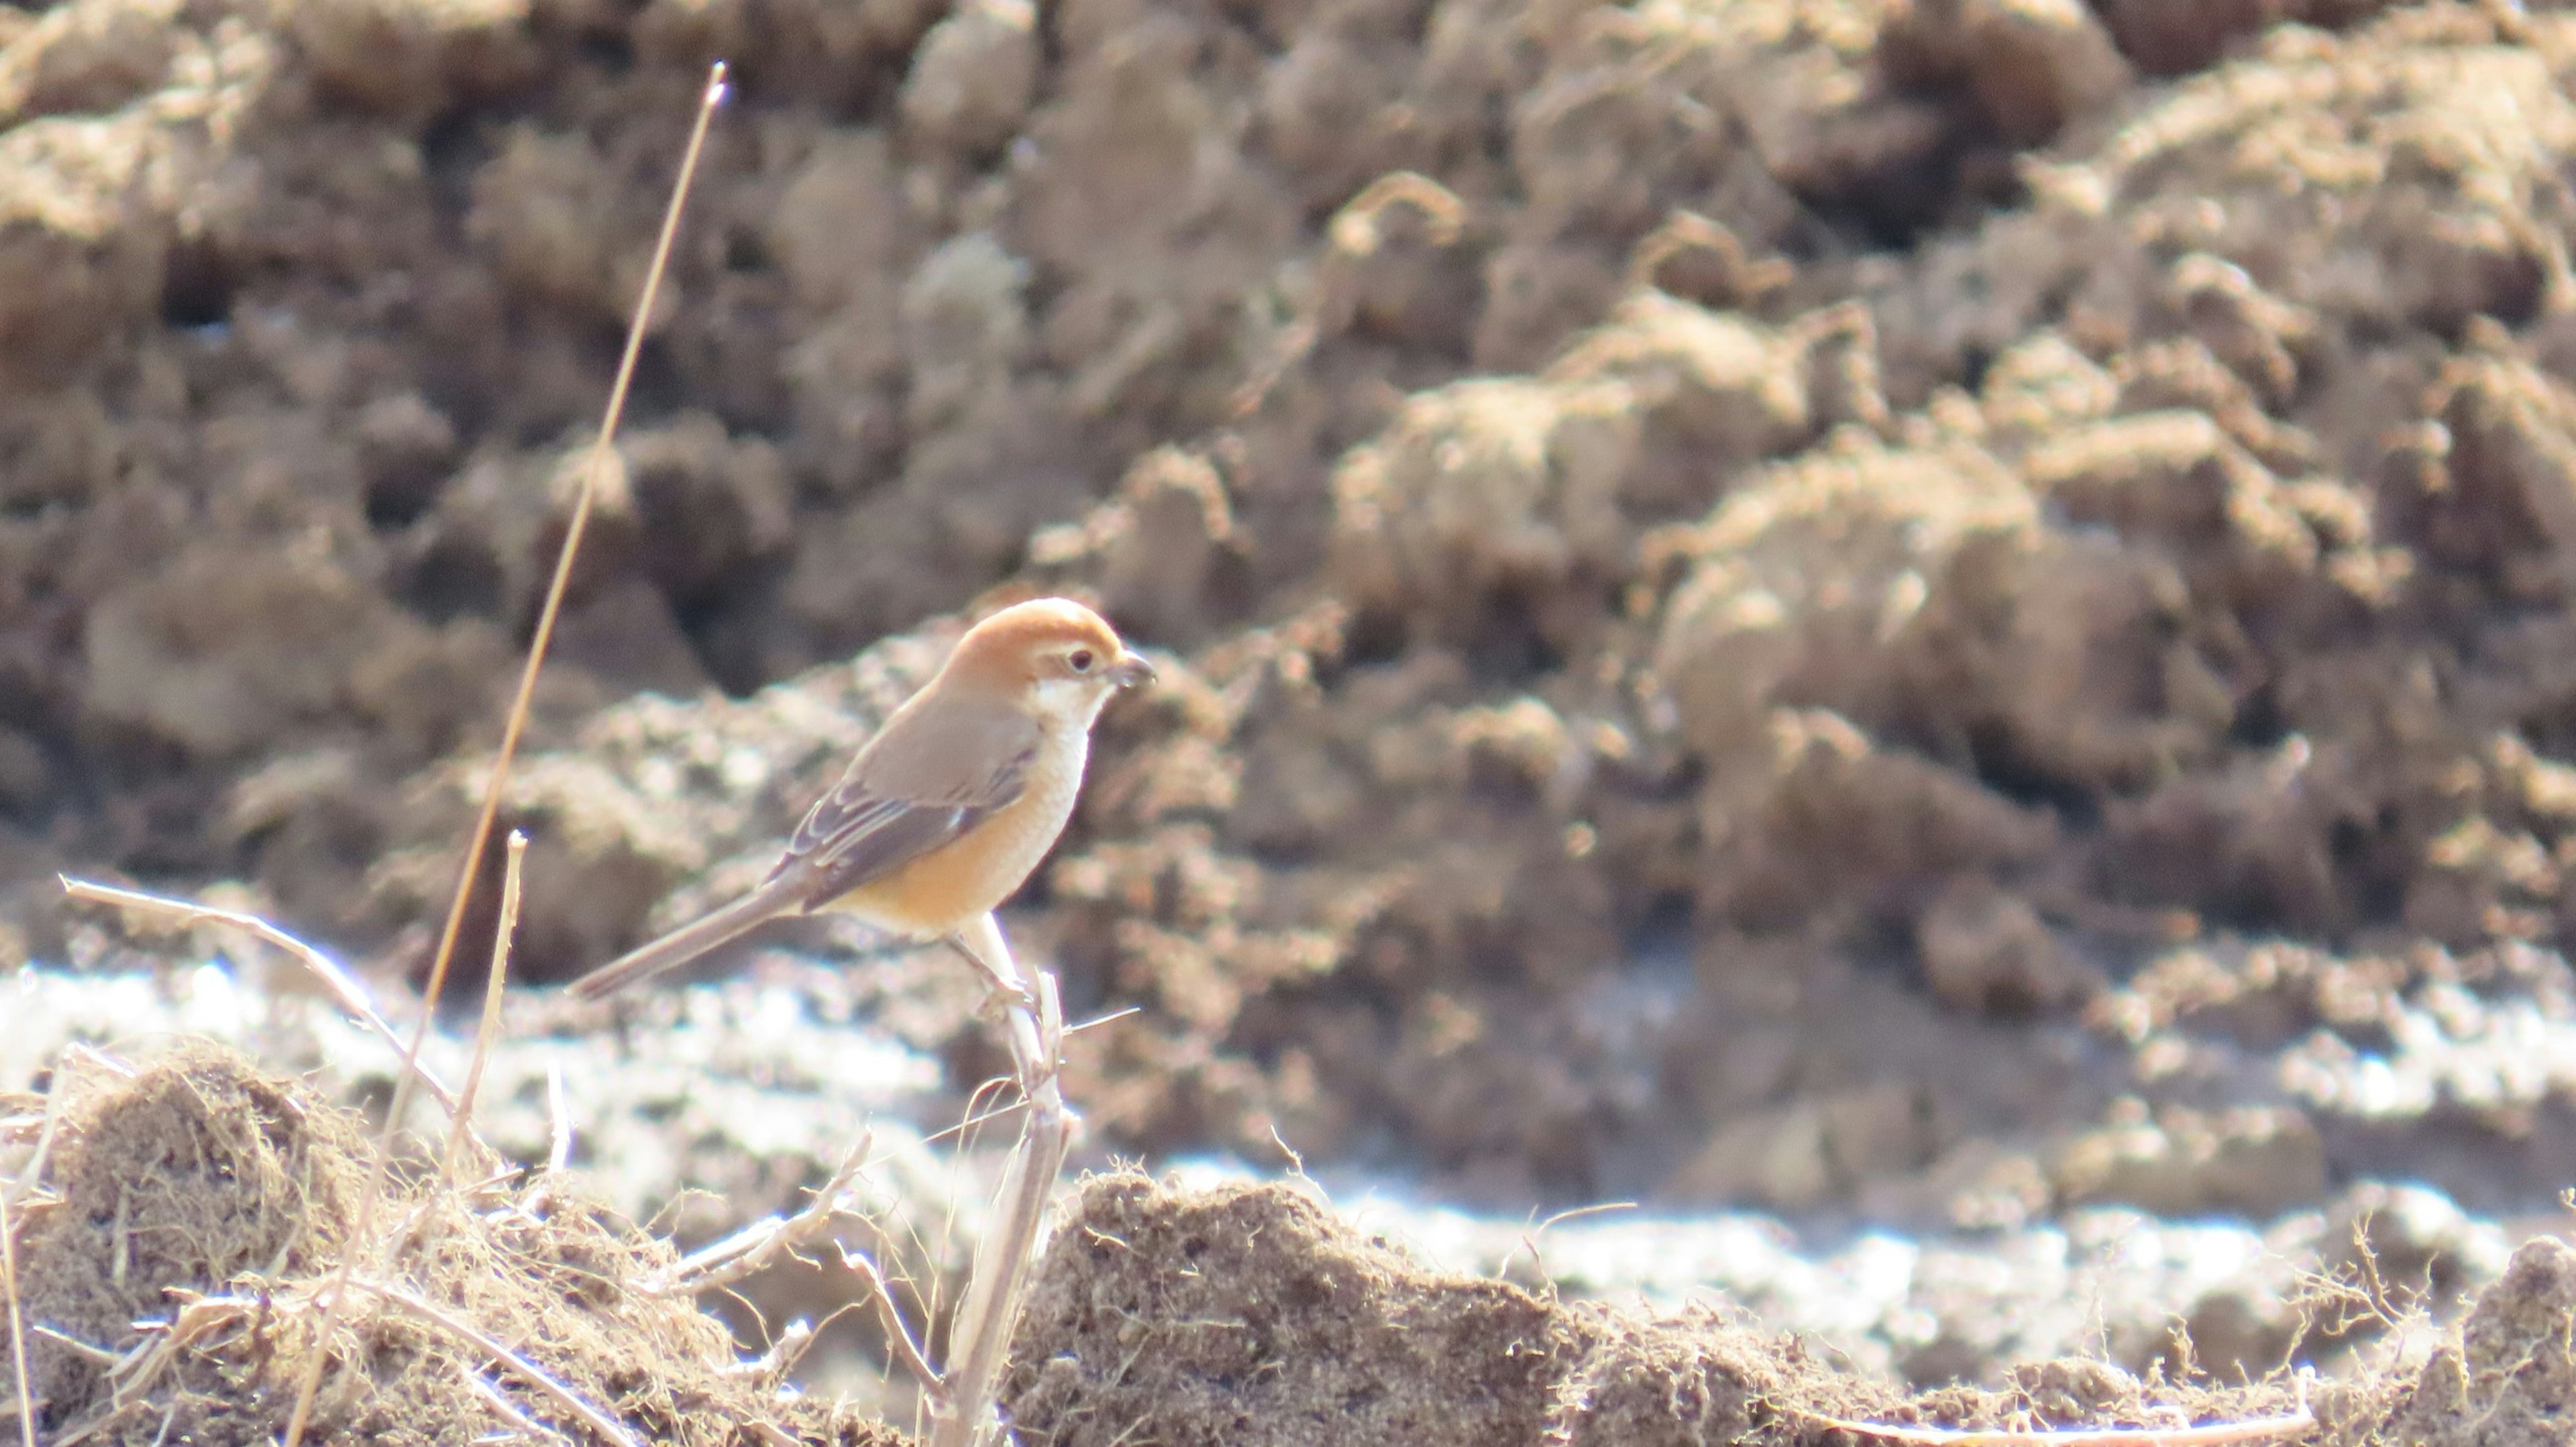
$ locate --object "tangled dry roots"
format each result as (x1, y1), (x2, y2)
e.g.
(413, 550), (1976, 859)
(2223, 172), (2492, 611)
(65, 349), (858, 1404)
(5, 1044), (901, 1447)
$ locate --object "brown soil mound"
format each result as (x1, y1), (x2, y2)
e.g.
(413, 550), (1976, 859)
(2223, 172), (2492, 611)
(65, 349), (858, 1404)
(1004, 1170), (2576, 1447)
(3, 1043), (898, 1446)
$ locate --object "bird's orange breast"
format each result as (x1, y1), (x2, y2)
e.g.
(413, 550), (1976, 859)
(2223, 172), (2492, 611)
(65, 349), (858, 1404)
(820, 734), (1088, 936)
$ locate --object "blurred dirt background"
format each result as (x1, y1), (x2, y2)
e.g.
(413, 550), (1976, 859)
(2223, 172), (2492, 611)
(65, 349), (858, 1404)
(11, 0), (2576, 1411)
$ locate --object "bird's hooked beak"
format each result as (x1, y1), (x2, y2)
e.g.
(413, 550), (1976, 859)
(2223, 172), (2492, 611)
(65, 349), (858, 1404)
(1110, 651), (1157, 688)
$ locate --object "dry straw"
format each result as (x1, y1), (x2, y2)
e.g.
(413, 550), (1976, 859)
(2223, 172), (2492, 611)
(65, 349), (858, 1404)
(446, 828), (529, 1173)
(274, 60), (735, 1447)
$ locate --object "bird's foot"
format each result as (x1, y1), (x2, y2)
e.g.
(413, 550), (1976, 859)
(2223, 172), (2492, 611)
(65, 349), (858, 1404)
(976, 977), (1040, 1022)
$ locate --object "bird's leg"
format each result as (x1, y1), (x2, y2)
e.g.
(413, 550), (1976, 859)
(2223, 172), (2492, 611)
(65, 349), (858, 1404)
(945, 918), (1038, 1020)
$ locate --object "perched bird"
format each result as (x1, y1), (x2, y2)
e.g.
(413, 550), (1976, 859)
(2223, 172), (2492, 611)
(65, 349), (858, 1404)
(566, 597), (1155, 1001)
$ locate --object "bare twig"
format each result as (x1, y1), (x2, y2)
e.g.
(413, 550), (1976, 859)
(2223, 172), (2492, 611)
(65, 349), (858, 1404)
(641, 1138), (872, 1297)
(278, 61), (731, 1447)
(839, 1242), (942, 1398)
(922, 1077), (1030, 1150)
(360, 1280), (641, 1447)
(57, 1044), (133, 1081)
(447, 830), (529, 1173)
(3, 1066), (66, 1216)
(2, 1164), (34, 1447)
(30, 1327), (116, 1365)
(58, 878), (460, 1118)
(929, 910), (1077, 1447)
(722, 1318), (818, 1383)
(545, 1059), (572, 1175)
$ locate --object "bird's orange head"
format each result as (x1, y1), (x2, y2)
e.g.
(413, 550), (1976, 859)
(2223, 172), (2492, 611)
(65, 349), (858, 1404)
(939, 597), (1155, 722)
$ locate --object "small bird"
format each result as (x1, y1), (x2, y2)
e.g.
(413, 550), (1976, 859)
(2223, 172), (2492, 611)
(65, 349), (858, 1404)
(566, 597), (1155, 1001)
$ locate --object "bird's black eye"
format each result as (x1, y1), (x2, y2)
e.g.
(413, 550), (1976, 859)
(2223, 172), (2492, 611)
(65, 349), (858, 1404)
(1069, 649), (1095, 673)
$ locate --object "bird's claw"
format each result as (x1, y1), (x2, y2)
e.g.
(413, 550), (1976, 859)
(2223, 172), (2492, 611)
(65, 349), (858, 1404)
(978, 979), (1040, 1021)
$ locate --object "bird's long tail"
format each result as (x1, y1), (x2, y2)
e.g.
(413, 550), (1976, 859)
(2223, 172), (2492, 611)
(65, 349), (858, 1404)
(566, 875), (808, 1000)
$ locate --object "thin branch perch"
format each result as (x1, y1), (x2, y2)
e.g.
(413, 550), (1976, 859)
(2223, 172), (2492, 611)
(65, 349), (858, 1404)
(928, 910), (1077, 1447)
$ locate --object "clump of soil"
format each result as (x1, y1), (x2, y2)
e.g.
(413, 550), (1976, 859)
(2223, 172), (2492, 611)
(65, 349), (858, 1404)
(3, 1043), (899, 1446)
(1004, 1170), (2576, 1447)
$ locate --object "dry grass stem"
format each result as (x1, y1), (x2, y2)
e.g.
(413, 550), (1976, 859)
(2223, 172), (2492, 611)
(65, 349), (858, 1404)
(447, 830), (529, 1173)
(2, 1181), (33, 1447)
(358, 1280), (643, 1447)
(28, 1329), (114, 1366)
(923, 1077), (1030, 1150)
(641, 1138), (872, 1297)
(724, 1319), (816, 1383)
(460, 1362), (574, 1445)
(929, 910), (1077, 1447)
(545, 1058), (572, 1173)
(3, 1076), (64, 1216)
(839, 1244), (942, 1397)
(56, 878), (461, 1118)
(56, 1045), (133, 1083)
(277, 62), (731, 1447)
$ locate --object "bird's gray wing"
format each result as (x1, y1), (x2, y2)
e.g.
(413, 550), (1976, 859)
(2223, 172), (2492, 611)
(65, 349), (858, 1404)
(767, 695), (1040, 909)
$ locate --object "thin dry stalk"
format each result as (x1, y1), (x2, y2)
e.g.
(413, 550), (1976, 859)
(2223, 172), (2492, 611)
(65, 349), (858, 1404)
(277, 62), (731, 1447)
(3, 1069), (65, 1215)
(723, 1319), (816, 1383)
(2, 1178), (33, 1447)
(641, 1138), (871, 1297)
(928, 910), (1077, 1447)
(545, 1059), (572, 1173)
(839, 1243), (941, 1397)
(358, 1280), (643, 1447)
(447, 830), (530, 1173)
(56, 878), (461, 1118)
(460, 1362), (574, 1445)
